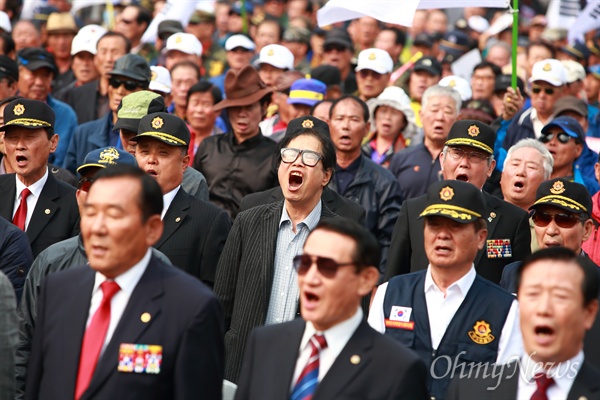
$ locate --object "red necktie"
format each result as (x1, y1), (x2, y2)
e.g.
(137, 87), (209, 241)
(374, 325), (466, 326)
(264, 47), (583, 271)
(75, 281), (121, 400)
(12, 188), (31, 231)
(531, 373), (554, 400)
(290, 334), (328, 400)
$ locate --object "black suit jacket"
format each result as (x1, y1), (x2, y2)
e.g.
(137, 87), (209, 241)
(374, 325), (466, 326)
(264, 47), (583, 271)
(384, 191), (531, 284)
(0, 173), (80, 259)
(64, 79), (102, 124)
(239, 186), (366, 225)
(25, 255), (224, 400)
(236, 319), (429, 400)
(155, 188), (231, 287)
(447, 361), (600, 400)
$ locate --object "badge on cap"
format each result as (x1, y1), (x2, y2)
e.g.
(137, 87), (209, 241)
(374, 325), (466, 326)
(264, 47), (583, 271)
(487, 239), (512, 258)
(448, 79), (456, 87)
(175, 35), (182, 44)
(439, 186), (454, 201)
(302, 119), (314, 128)
(267, 48), (274, 56)
(468, 321), (495, 344)
(151, 71), (158, 81)
(99, 147), (120, 165)
(389, 306), (412, 322)
(543, 62), (552, 71)
(550, 180), (565, 194)
(151, 116), (164, 130)
(468, 125), (480, 137)
(423, 59), (432, 66)
(13, 103), (25, 116)
(118, 344), (163, 374)
(368, 52), (376, 60)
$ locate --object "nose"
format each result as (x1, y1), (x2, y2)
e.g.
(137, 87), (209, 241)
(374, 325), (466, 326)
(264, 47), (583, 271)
(88, 212), (107, 235)
(534, 291), (553, 316)
(545, 219), (560, 236)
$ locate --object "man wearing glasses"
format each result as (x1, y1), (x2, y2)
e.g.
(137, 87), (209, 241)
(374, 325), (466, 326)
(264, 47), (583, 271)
(214, 115), (339, 383)
(236, 218), (428, 400)
(355, 48), (393, 103)
(64, 54), (150, 173)
(385, 120), (531, 285)
(500, 178), (600, 369)
(503, 58), (567, 150)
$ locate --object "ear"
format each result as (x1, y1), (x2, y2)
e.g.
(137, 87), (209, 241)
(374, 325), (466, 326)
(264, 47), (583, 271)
(357, 266), (379, 297)
(182, 154), (190, 171)
(575, 142), (583, 158)
(487, 158), (496, 178)
(144, 214), (164, 247)
(321, 168), (332, 187)
(476, 228), (488, 250)
(582, 219), (594, 242)
(583, 299), (599, 331)
(364, 121), (371, 138)
(49, 133), (58, 153)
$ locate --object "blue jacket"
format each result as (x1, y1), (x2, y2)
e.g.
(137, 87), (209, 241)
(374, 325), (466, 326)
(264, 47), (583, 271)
(47, 95), (78, 168)
(64, 112), (112, 174)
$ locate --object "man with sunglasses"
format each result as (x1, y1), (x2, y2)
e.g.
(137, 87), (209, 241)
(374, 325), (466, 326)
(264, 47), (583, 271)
(64, 54), (150, 173)
(214, 116), (339, 383)
(503, 58), (567, 151)
(321, 29), (357, 95)
(500, 178), (600, 369)
(236, 218), (428, 400)
(355, 48), (393, 103)
(369, 179), (521, 400)
(539, 116), (599, 194)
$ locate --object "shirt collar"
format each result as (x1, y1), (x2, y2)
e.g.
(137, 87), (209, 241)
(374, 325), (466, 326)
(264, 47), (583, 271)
(279, 199), (322, 231)
(301, 307), (363, 353)
(161, 185), (180, 219)
(16, 167), (49, 198)
(335, 156), (362, 173)
(91, 248), (152, 297)
(520, 351), (584, 389)
(424, 264), (477, 296)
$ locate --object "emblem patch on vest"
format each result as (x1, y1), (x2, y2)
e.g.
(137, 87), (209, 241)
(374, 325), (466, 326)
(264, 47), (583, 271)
(468, 320), (495, 344)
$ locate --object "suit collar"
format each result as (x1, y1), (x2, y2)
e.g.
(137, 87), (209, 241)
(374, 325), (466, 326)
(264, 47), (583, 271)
(270, 319), (306, 398)
(26, 173), (63, 244)
(155, 188), (189, 248)
(473, 192), (501, 266)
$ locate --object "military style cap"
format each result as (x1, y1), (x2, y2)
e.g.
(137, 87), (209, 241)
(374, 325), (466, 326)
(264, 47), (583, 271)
(531, 178), (592, 215)
(445, 119), (496, 155)
(2, 98), (55, 133)
(114, 91), (166, 133)
(77, 146), (137, 175)
(286, 116), (330, 138)
(419, 180), (486, 223)
(413, 56), (442, 76)
(133, 112), (190, 147)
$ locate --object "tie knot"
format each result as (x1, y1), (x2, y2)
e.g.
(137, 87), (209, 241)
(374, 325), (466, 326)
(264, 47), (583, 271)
(534, 373), (554, 391)
(21, 188), (31, 200)
(310, 334), (327, 353)
(100, 280), (121, 301)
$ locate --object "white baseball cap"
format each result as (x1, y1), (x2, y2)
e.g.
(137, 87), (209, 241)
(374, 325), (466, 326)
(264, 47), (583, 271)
(225, 34), (256, 51)
(439, 75), (472, 101)
(149, 66), (172, 94)
(165, 32), (203, 57)
(468, 16), (489, 33)
(71, 24), (107, 55)
(529, 58), (567, 86)
(258, 44), (294, 70)
(0, 11), (11, 32)
(355, 48), (393, 75)
(561, 60), (586, 83)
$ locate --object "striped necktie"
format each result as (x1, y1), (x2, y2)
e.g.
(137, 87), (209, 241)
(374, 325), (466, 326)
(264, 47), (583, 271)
(290, 334), (327, 400)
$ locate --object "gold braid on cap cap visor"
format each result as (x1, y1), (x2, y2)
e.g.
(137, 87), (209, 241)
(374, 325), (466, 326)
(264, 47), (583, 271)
(445, 138), (493, 155)
(533, 195), (587, 213)
(136, 132), (187, 146)
(5, 118), (52, 128)
(420, 204), (481, 221)
(289, 90), (324, 101)
(564, 46), (584, 59)
(439, 39), (470, 52)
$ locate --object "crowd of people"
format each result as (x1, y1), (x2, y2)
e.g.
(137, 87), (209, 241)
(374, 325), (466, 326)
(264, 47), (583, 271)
(0, 0), (599, 399)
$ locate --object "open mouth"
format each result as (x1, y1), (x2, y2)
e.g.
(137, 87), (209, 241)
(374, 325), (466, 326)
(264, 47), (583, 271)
(302, 290), (320, 310)
(514, 180), (524, 189)
(15, 155), (28, 167)
(289, 171), (303, 191)
(455, 174), (469, 182)
(146, 169), (158, 178)
(434, 245), (452, 254)
(534, 325), (556, 344)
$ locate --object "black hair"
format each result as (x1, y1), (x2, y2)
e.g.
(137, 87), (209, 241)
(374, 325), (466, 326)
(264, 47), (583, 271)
(526, 40), (556, 59)
(312, 218), (381, 270)
(91, 164), (163, 222)
(277, 126), (336, 173)
(129, 4), (152, 28)
(473, 61), (502, 77)
(97, 31), (132, 53)
(0, 31), (15, 57)
(257, 17), (283, 42)
(186, 80), (222, 105)
(170, 60), (201, 79)
(329, 95), (369, 123)
(517, 247), (600, 306)
(381, 27), (406, 47)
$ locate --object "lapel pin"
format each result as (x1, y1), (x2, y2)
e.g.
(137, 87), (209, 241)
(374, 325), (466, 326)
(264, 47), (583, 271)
(45, 209), (51, 215)
(175, 217), (181, 223)
(578, 397), (587, 400)
(350, 355), (360, 365)
(141, 312), (151, 323)
(488, 212), (496, 223)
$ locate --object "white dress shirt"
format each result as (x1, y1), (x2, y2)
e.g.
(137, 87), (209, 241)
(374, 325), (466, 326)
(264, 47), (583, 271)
(290, 308), (363, 390)
(516, 351), (584, 400)
(368, 265), (523, 362)
(13, 168), (48, 231)
(161, 185), (180, 219)
(86, 249), (151, 356)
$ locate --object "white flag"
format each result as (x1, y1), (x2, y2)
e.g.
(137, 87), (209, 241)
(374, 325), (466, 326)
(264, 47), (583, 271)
(140, 0), (200, 44)
(317, 0), (509, 27)
(568, 2), (600, 44)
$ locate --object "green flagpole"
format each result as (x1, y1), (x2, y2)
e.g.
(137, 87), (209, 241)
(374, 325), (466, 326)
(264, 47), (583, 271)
(242, 0), (248, 34)
(511, 0), (519, 89)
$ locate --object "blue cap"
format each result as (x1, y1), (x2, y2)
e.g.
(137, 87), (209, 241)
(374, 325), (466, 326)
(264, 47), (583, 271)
(439, 30), (470, 58)
(230, 1), (254, 15)
(541, 116), (585, 143)
(589, 64), (600, 79)
(287, 78), (327, 106)
(77, 146), (137, 174)
(559, 40), (591, 61)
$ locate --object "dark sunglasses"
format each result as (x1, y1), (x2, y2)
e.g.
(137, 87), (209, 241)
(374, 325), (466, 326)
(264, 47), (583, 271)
(531, 211), (582, 228)
(78, 177), (96, 192)
(109, 77), (143, 91)
(358, 69), (383, 79)
(324, 44), (347, 53)
(531, 85), (555, 95)
(293, 254), (356, 278)
(539, 132), (573, 144)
